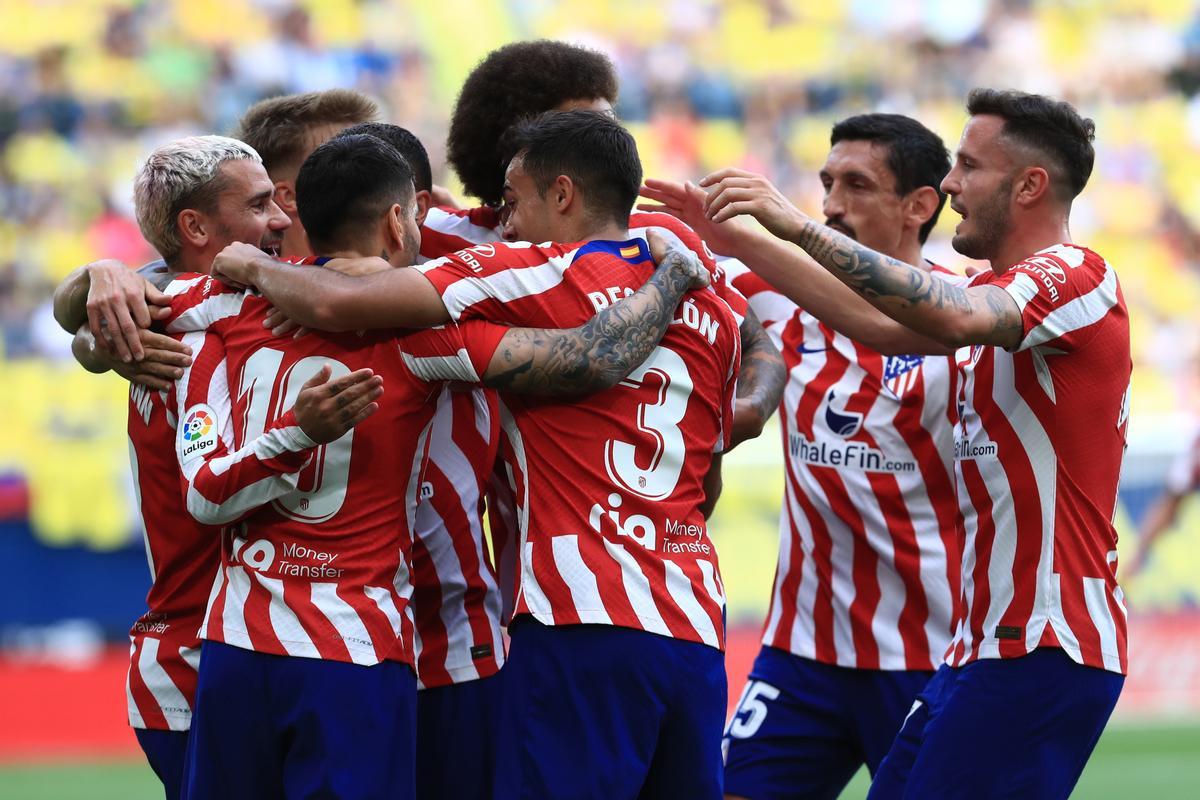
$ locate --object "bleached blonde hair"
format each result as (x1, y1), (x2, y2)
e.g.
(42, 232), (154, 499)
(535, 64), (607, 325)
(133, 135), (261, 261)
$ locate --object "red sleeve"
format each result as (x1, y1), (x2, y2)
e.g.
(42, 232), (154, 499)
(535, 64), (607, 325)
(398, 320), (508, 384)
(162, 273), (248, 334)
(982, 245), (1120, 353)
(174, 330), (318, 526)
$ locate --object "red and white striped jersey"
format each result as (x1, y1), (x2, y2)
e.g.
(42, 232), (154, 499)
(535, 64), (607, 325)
(410, 387), (506, 687)
(1165, 428), (1200, 495)
(162, 272), (506, 668)
(419, 205), (502, 261)
(947, 244), (1130, 675)
(125, 376), (222, 731)
(417, 235), (743, 650)
(727, 260), (962, 671)
(414, 207), (509, 686)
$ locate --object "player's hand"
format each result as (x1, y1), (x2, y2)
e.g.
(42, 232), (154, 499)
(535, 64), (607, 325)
(430, 184), (462, 210)
(728, 397), (769, 449)
(212, 242), (273, 289)
(647, 229), (710, 290)
(699, 168), (807, 241)
(263, 307), (308, 339)
(113, 331), (194, 391)
(85, 260), (157, 362)
(638, 179), (755, 258)
(293, 365), (384, 444)
(87, 328), (193, 391)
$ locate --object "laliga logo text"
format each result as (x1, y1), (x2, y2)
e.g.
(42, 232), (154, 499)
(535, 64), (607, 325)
(589, 493), (657, 550)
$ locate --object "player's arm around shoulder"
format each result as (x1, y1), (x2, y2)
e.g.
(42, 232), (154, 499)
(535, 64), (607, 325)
(211, 242), (450, 333)
(481, 231), (712, 396)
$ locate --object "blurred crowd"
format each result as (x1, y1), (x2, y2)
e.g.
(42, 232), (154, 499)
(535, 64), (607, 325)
(4, 0), (1200, 545)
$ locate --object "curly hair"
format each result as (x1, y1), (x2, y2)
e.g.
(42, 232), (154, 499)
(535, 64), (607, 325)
(447, 40), (618, 206)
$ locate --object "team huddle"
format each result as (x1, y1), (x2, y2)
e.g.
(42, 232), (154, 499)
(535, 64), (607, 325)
(54, 39), (1130, 800)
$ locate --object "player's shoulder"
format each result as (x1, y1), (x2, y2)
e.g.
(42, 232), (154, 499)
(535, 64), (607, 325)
(419, 239), (579, 276)
(163, 271), (243, 300)
(1010, 243), (1110, 284)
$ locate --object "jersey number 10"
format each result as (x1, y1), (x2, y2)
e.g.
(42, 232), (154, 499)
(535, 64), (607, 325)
(239, 347), (354, 524)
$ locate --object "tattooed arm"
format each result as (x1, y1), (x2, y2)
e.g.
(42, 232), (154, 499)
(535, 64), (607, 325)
(701, 168), (1023, 351)
(730, 309), (784, 445)
(640, 178), (954, 356)
(482, 237), (710, 396)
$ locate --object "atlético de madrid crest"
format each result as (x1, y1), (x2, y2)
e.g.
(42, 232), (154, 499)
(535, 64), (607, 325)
(882, 355), (925, 399)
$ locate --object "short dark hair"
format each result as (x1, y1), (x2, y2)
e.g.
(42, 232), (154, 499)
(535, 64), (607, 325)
(337, 122), (432, 193)
(503, 110), (641, 229)
(447, 40), (618, 206)
(235, 89), (379, 178)
(296, 134), (414, 254)
(966, 88), (1096, 202)
(830, 113), (951, 244)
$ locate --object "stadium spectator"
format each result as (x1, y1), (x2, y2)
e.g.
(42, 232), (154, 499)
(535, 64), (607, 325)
(643, 113), (960, 798)
(696, 88), (1130, 800)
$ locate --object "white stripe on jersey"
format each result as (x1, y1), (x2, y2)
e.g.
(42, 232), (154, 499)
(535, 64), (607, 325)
(551, 536), (613, 624)
(599, 537), (672, 637)
(165, 288), (249, 334)
(663, 561), (720, 648)
(518, 541), (553, 618)
(198, 561), (225, 641)
(418, 246), (578, 319)
(365, 584), (408, 645)
(401, 348), (482, 383)
(1013, 264), (1119, 350)
(217, 565), (255, 651)
(425, 207), (502, 246)
(310, 582), (378, 666)
(135, 638), (190, 731)
(1082, 576), (1122, 673)
(262, 574), (322, 658)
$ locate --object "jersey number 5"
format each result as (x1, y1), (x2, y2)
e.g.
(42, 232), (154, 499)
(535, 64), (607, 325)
(239, 348), (354, 524)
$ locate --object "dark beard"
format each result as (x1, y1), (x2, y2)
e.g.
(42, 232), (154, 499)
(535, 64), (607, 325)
(951, 180), (1011, 262)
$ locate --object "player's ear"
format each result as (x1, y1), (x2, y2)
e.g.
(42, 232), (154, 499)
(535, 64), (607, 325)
(177, 208), (208, 249)
(383, 204), (403, 250)
(273, 180), (298, 216)
(414, 190), (432, 227)
(906, 186), (941, 236)
(1014, 166), (1051, 208)
(553, 175), (575, 214)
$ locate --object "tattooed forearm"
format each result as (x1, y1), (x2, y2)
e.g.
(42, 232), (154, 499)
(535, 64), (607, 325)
(789, 218), (1021, 348)
(484, 251), (702, 395)
(735, 308), (784, 409)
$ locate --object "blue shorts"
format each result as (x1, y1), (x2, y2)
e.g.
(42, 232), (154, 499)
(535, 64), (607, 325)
(183, 641), (417, 800)
(135, 728), (188, 800)
(868, 647), (1124, 800)
(723, 646), (933, 800)
(494, 618), (727, 800)
(416, 670), (504, 799)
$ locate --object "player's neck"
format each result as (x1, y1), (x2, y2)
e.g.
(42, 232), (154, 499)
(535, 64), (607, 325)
(889, 239), (930, 272)
(576, 220), (629, 244)
(173, 247), (215, 277)
(990, 215), (1073, 273)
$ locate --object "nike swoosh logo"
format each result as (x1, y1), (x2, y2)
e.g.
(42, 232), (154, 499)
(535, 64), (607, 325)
(796, 344), (828, 354)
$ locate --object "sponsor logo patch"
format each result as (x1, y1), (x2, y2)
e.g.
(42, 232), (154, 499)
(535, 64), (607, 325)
(179, 404), (218, 464)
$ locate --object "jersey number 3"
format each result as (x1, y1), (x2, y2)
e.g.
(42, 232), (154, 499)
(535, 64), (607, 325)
(605, 346), (694, 500)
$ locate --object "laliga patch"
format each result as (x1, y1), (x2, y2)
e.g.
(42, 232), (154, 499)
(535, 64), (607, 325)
(179, 404), (218, 464)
